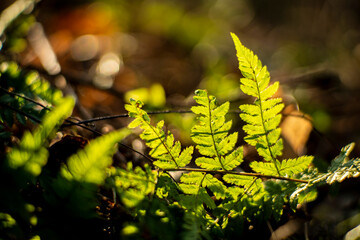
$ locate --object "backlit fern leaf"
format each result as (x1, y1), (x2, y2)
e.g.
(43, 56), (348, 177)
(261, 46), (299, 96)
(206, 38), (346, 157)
(231, 32), (290, 176)
(125, 99), (193, 168)
(191, 89), (243, 171)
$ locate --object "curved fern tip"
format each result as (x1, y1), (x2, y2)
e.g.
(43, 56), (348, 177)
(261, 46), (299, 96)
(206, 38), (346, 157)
(194, 89), (207, 96)
(230, 32), (241, 45)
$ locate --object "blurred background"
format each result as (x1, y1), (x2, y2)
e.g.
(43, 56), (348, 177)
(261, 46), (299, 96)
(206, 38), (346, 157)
(1, 0), (360, 238)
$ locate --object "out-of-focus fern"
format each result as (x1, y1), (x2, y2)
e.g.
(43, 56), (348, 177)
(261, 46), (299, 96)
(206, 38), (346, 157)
(5, 97), (74, 183)
(0, 62), (63, 137)
(231, 33), (313, 177)
(50, 128), (130, 216)
(1, 97), (74, 239)
(125, 98), (194, 169)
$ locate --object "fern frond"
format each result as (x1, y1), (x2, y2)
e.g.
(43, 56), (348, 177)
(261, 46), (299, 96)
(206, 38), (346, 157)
(191, 89), (243, 171)
(125, 99), (193, 169)
(231, 32), (284, 175)
(156, 173), (180, 200)
(114, 162), (157, 208)
(50, 128), (130, 216)
(6, 97), (74, 179)
(203, 173), (227, 199)
(60, 128), (130, 185)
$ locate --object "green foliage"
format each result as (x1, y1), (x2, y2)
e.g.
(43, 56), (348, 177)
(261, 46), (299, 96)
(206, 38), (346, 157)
(121, 33), (360, 239)
(0, 97), (75, 239)
(61, 128), (130, 185)
(250, 156), (313, 176)
(125, 98), (194, 168)
(2, 31), (360, 240)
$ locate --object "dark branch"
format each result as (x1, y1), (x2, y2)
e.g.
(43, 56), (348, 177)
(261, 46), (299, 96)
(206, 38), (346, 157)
(0, 87), (154, 163)
(62, 109), (193, 126)
(0, 87), (50, 110)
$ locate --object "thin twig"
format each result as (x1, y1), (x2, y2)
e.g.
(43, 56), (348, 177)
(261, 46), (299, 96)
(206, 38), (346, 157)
(0, 102), (41, 123)
(62, 109), (314, 127)
(238, 177), (258, 199)
(62, 109), (192, 126)
(0, 87), (50, 109)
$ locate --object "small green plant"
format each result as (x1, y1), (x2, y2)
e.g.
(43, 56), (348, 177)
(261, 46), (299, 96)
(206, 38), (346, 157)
(1, 32), (360, 239)
(122, 33), (360, 238)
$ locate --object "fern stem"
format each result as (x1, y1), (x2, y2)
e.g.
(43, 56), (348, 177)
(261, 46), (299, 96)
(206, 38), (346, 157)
(164, 168), (308, 183)
(62, 109), (314, 126)
(0, 86), (50, 109)
(195, 173), (207, 207)
(206, 94), (226, 170)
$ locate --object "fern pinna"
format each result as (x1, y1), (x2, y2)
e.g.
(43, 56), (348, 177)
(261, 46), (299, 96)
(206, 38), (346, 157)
(125, 98), (194, 169)
(231, 33), (313, 177)
(191, 89), (243, 171)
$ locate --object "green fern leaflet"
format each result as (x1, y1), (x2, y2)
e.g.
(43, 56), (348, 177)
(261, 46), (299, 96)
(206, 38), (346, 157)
(191, 89), (243, 171)
(125, 99), (194, 169)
